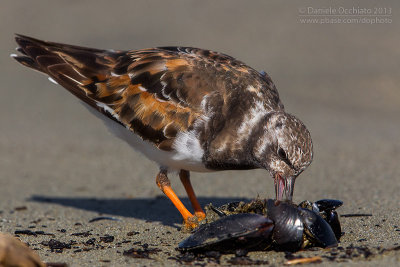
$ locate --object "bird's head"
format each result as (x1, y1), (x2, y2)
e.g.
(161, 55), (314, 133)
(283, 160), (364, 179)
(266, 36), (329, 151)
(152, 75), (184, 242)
(254, 111), (313, 202)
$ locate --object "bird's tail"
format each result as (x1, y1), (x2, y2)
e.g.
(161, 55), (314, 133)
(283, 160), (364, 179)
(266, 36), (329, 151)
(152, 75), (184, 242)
(11, 34), (122, 110)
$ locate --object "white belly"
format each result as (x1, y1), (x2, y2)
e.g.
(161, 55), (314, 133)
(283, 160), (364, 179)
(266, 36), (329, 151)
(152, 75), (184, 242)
(83, 103), (212, 172)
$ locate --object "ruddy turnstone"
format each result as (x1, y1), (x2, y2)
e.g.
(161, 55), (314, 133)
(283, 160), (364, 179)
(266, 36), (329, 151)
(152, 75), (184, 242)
(12, 35), (313, 228)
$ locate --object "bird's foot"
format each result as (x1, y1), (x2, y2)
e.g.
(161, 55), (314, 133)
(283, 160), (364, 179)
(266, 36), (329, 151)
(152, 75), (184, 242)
(182, 213), (206, 232)
(194, 211), (206, 221)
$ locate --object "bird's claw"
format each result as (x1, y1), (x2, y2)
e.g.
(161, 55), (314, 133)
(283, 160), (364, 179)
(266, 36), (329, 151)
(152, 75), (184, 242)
(182, 213), (206, 232)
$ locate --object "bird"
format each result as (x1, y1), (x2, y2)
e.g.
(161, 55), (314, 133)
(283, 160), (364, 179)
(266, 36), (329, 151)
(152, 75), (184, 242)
(12, 34), (313, 229)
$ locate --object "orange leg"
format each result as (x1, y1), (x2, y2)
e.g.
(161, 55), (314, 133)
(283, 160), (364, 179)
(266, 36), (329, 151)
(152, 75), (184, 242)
(156, 170), (200, 229)
(179, 170), (206, 220)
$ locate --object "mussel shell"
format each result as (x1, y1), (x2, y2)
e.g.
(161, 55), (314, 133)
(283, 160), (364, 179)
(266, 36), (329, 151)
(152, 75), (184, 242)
(266, 200), (304, 251)
(298, 208), (338, 248)
(325, 210), (342, 240)
(178, 213), (274, 252)
(313, 199), (343, 212)
(312, 199), (343, 240)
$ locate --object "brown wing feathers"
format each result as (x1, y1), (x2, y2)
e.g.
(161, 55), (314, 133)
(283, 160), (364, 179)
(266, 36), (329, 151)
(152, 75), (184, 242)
(14, 34), (111, 111)
(13, 35), (202, 150)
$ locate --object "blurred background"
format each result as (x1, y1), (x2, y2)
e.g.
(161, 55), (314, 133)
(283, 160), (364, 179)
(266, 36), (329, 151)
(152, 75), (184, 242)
(0, 0), (399, 219)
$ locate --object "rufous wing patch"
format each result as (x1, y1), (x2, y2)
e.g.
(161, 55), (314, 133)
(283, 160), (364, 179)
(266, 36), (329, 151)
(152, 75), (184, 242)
(14, 36), (233, 152)
(80, 71), (201, 151)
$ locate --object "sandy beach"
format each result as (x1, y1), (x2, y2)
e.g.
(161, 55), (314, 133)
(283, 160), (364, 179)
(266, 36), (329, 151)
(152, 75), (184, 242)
(1, 1), (399, 266)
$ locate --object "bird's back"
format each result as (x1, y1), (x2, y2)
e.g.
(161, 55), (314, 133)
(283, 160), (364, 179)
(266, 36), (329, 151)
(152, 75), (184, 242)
(13, 35), (284, 171)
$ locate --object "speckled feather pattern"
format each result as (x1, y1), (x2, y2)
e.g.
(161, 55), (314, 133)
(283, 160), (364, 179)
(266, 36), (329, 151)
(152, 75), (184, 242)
(13, 35), (313, 179)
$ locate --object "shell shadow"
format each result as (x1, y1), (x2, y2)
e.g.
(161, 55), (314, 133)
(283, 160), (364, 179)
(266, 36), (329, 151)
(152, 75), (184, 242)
(29, 195), (250, 228)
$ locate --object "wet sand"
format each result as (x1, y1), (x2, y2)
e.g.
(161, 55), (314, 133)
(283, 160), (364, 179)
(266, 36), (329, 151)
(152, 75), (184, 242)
(1, 1), (399, 266)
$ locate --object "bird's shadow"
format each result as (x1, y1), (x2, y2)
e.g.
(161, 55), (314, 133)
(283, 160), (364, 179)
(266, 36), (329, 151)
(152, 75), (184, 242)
(29, 195), (250, 227)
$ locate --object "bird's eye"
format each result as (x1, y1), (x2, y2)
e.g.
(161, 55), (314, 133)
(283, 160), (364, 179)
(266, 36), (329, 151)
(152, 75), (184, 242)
(277, 147), (287, 160)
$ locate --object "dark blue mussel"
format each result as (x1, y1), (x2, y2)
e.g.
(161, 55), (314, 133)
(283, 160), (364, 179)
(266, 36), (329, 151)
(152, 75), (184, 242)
(267, 200), (338, 250)
(266, 200), (303, 250)
(178, 213), (274, 252)
(178, 199), (342, 252)
(314, 199), (343, 239)
(299, 199), (343, 240)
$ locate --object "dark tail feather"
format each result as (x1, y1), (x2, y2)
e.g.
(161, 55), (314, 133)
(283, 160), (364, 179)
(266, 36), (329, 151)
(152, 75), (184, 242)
(12, 54), (40, 70)
(14, 34), (114, 76)
(12, 34), (128, 126)
(12, 34), (121, 109)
